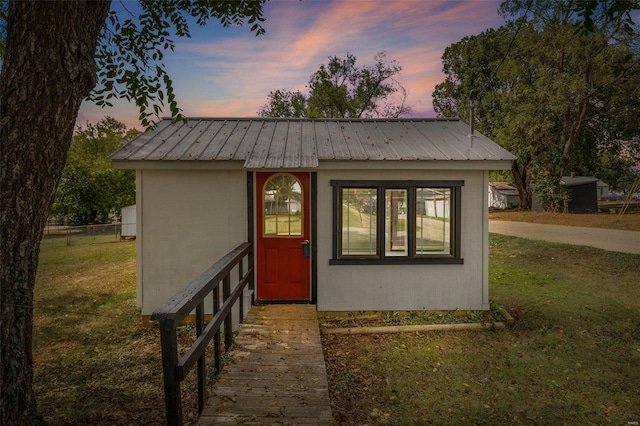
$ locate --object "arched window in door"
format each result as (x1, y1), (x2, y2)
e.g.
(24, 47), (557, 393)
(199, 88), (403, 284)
(262, 173), (303, 236)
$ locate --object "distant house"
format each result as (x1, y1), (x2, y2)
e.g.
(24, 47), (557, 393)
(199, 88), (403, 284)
(488, 182), (519, 209)
(532, 176), (599, 213)
(111, 118), (515, 323)
(593, 179), (609, 200)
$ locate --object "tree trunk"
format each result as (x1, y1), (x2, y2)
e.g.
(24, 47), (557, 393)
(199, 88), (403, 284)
(0, 1), (111, 424)
(511, 158), (531, 210)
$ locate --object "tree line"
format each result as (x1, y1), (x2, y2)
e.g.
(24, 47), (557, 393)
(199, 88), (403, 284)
(432, 0), (640, 210)
(52, 117), (138, 226)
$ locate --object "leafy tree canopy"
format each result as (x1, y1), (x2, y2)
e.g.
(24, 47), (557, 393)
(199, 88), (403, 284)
(259, 51), (410, 118)
(433, 0), (640, 211)
(500, 0), (640, 35)
(91, 1), (266, 126)
(52, 117), (139, 225)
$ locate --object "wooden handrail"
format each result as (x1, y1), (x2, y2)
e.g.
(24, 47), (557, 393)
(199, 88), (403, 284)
(151, 242), (254, 426)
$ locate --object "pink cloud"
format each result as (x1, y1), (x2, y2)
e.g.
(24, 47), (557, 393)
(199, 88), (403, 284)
(79, 1), (505, 126)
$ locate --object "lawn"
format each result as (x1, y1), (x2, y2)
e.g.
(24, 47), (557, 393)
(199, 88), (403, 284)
(34, 234), (203, 425)
(32, 229), (640, 425)
(323, 234), (640, 425)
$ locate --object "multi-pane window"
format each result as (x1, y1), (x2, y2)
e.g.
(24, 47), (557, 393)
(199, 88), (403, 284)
(341, 188), (377, 255)
(263, 173), (303, 237)
(415, 188), (451, 255)
(332, 180), (463, 264)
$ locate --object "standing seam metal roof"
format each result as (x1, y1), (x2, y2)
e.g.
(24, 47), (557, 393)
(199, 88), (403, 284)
(110, 118), (516, 168)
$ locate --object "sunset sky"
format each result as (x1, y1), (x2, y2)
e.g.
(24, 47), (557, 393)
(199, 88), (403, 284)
(78, 0), (507, 129)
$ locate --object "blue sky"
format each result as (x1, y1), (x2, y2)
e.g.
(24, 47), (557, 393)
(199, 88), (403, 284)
(78, 0), (507, 129)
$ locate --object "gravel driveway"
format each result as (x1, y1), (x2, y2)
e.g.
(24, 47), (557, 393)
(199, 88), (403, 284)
(489, 220), (640, 254)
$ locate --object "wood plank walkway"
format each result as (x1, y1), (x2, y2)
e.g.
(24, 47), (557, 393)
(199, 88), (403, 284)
(198, 304), (333, 425)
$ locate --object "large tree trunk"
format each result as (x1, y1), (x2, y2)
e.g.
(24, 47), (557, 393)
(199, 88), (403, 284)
(511, 158), (531, 210)
(0, 1), (111, 423)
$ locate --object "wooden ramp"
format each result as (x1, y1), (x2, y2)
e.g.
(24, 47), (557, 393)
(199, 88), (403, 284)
(198, 304), (333, 425)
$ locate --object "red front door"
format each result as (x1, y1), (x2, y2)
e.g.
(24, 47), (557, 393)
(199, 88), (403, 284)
(256, 172), (310, 301)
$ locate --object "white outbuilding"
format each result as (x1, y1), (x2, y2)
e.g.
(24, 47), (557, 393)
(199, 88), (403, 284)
(120, 204), (136, 238)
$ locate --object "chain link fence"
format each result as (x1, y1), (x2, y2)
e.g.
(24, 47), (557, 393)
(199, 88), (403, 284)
(42, 222), (135, 247)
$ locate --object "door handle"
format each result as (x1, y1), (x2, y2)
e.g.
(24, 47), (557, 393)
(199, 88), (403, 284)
(300, 240), (310, 257)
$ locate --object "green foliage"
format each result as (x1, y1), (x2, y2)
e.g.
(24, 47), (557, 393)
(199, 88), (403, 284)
(499, 0), (640, 34)
(433, 1), (640, 211)
(1, 2), (266, 124)
(89, 1), (267, 126)
(260, 89), (307, 118)
(259, 51), (410, 118)
(529, 164), (570, 212)
(51, 117), (140, 225)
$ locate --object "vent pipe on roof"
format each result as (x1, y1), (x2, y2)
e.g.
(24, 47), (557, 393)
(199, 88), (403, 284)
(469, 89), (478, 148)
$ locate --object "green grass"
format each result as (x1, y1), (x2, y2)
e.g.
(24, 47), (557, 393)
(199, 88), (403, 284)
(33, 235), (204, 425)
(34, 231), (640, 425)
(263, 214), (302, 235)
(323, 234), (640, 425)
(34, 234), (223, 425)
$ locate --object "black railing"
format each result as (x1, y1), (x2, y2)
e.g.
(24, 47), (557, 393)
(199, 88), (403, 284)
(151, 242), (254, 425)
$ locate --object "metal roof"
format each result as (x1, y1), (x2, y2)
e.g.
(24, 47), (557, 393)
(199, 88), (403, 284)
(110, 118), (516, 168)
(489, 182), (518, 191)
(490, 182), (520, 195)
(560, 176), (599, 187)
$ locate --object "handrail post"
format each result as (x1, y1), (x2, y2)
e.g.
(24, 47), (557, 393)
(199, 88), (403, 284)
(158, 317), (183, 426)
(238, 258), (244, 322)
(195, 302), (206, 415)
(213, 282), (221, 375)
(249, 250), (254, 293)
(223, 275), (232, 350)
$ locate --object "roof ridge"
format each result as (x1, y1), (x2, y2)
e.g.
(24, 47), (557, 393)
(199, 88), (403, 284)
(159, 117), (461, 123)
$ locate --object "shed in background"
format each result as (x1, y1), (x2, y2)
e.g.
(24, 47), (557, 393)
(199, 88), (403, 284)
(121, 204), (136, 238)
(488, 182), (519, 209)
(560, 176), (599, 213)
(532, 176), (599, 213)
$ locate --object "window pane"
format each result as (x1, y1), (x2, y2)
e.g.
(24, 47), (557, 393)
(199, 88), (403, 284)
(385, 189), (408, 257)
(415, 188), (451, 254)
(263, 174), (302, 236)
(341, 188), (377, 256)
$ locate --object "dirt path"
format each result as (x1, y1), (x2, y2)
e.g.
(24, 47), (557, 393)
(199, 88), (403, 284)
(489, 220), (640, 254)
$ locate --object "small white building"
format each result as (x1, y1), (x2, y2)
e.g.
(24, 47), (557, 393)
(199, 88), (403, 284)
(488, 182), (519, 209)
(111, 118), (515, 323)
(596, 179), (609, 200)
(120, 204), (136, 237)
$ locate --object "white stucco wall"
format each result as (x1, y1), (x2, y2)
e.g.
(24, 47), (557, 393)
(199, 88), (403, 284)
(134, 165), (493, 316)
(315, 168), (489, 312)
(137, 169), (248, 316)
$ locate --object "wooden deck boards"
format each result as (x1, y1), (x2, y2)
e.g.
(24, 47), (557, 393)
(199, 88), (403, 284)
(198, 304), (333, 425)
